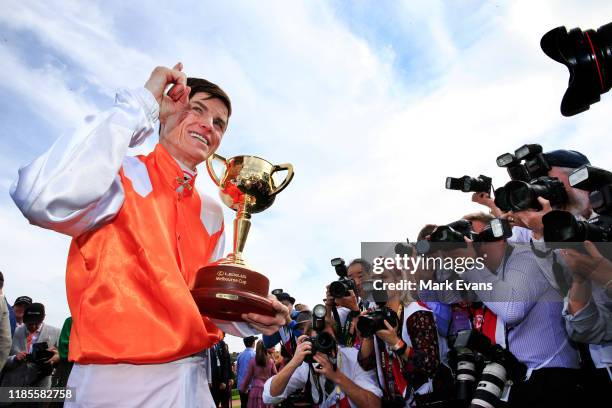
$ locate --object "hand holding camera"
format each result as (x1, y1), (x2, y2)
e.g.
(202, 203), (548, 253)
(372, 319), (401, 348)
(514, 196), (553, 239)
(290, 335), (313, 368)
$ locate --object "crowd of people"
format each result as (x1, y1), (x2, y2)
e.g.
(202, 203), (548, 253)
(235, 147), (612, 408)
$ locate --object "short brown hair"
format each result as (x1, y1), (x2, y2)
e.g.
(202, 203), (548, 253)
(462, 212), (494, 224)
(187, 77), (232, 117)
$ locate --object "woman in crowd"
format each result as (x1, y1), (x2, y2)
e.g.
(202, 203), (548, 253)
(240, 340), (278, 408)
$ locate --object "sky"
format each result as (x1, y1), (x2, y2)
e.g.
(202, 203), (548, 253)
(1, 0), (611, 352)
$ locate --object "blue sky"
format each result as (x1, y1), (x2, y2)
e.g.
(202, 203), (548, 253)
(1, 0), (611, 351)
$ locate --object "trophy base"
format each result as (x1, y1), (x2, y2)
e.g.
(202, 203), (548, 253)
(191, 260), (275, 322)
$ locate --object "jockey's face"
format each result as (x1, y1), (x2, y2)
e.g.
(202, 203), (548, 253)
(160, 92), (228, 170)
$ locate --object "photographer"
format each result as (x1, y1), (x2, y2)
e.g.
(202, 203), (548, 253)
(356, 265), (453, 407)
(443, 214), (583, 408)
(263, 310), (382, 408)
(509, 150), (592, 292)
(559, 241), (612, 401)
(325, 259), (372, 348)
(1, 303), (60, 389)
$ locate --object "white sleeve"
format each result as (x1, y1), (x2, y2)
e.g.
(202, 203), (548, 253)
(262, 363), (309, 405)
(10, 87), (159, 237)
(344, 348), (383, 399)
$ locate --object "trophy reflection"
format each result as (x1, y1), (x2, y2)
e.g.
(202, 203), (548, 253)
(191, 153), (294, 321)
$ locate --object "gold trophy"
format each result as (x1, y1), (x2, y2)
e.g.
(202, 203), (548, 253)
(191, 153), (294, 321)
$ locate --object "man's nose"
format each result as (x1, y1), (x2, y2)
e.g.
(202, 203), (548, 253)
(197, 113), (214, 130)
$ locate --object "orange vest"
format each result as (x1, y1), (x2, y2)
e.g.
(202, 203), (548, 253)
(66, 144), (224, 364)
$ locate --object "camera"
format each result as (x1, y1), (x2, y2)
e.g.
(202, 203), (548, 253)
(543, 210), (612, 244)
(304, 304), (336, 364)
(472, 218), (513, 243)
(569, 165), (612, 216)
(495, 176), (567, 212)
(26, 342), (54, 365)
(430, 219), (473, 245)
(356, 306), (399, 338)
(417, 218), (510, 256)
(329, 258), (357, 298)
(445, 175), (492, 194)
(451, 330), (526, 408)
(541, 22), (612, 116)
(496, 144), (550, 182)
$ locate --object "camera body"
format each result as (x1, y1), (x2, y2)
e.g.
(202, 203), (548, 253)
(303, 332), (337, 364)
(419, 219), (511, 255)
(329, 258), (357, 298)
(496, 144), (550, 182)
(494, 144), (569, 212)
(304, 304), (336, 364)
(26, 342), (53, 365)
(445, 175), (492, 194)
(356, 306), (399, 338)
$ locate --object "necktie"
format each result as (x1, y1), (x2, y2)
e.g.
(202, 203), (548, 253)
(26, 332), (34, 353)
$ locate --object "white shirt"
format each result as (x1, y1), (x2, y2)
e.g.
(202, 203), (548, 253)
(263, 347), (382, 408)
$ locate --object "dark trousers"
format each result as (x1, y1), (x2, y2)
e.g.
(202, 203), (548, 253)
(212, 387), (231, 408)
(508, 368), (587, 408)
(239, 391), (249, 407)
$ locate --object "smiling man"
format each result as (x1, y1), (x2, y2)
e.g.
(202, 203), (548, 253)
(10, 63), (289, 407)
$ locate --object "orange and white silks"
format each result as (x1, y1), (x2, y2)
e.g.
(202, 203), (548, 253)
(10, 88), (257, 367)
(66, 143), (224, 364)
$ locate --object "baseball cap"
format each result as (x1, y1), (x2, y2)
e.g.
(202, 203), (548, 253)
(23, 303), (45, 324)
(277, 292), (296, 305)
(544, 150), (590, 169)
(14, 296), (32, 306)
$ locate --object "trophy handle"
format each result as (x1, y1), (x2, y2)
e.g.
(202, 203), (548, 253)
(270, 163), (294, 195)
(206, 153), (228, 187)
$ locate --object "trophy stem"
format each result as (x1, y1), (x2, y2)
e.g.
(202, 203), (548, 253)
(233, 200), (252, 258)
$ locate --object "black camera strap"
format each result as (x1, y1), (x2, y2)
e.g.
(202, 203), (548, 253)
(373, 304), (407, 401)
(305, 364), (324, 405)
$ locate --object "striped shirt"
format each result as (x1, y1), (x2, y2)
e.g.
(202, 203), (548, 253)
(461, 244), (580, 370)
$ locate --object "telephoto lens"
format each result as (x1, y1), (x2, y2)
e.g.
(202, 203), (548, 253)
(503, 177), (568, 211)
(541, 22), (612, 116)
(469, 363), (508, 408)
(455, 350), (477, 402)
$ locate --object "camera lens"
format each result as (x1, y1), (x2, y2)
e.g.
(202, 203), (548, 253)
(505, 180), (534, 212)
(470, 362), (508, 408)
(541, 22), (612, 116)
(356, 315), (377, 338)
(329, 280), (349, 298)
(315, 332), (336, 354)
